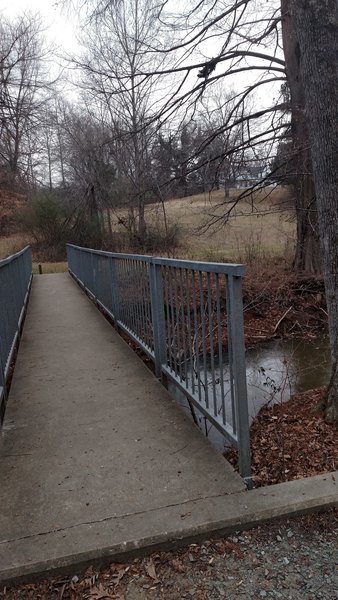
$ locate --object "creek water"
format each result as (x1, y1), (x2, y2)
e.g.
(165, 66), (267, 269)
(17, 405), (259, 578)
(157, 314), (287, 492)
(168, 336), (331, 451)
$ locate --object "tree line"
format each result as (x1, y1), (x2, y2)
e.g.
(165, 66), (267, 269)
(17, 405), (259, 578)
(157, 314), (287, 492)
(1, 10), (257, 252)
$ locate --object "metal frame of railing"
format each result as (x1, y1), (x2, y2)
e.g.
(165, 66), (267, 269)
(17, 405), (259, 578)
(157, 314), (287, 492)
(67, 243), (252, 486)
(0, 246), (32, 423)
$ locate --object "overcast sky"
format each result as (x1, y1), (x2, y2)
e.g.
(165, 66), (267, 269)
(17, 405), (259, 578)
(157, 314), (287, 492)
(0, 0), (77, 52)
(0, 0), (280, 109)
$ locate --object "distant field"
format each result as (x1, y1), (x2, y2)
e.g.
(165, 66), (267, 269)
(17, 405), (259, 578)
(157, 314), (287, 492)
(0, 236), (67, 274)
(1, 186), (296, 267)
(0, 233), (29, 259)
(132, 186), (296, 263)
(32, 262), (68, 274)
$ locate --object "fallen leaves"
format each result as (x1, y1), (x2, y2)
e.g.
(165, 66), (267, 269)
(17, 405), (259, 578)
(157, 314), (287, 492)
(2, 510), (337, 600)
(225, 386), (338, 487)
(145, 558), (160, 583)
(214, 540), (243, 558)
(110, 565), (129, 586)
(87, 584), (117, 599)
(171, 559), (186, 573)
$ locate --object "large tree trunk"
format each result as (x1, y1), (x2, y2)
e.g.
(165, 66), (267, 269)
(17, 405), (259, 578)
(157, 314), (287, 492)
(281, 0), (321, 272)
(290, 0), (337, 421)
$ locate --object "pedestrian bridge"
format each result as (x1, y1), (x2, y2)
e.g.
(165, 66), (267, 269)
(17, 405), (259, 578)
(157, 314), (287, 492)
(0, 245), (251, 582)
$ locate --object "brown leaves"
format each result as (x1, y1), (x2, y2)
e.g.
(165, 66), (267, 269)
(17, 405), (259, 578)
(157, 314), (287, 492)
(110, 565), (129, 586)
(226, 386), (338, 487)
(171, 559), (186, 573)
(87, 584), (119, 599)
(145, 558), (160, 583)
(214, 540), (243, 558)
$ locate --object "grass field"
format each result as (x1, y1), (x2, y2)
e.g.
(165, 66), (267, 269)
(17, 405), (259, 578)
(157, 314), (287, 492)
(0, 236), (68, 274)
(138, 186), (296, 263)
(0, 186), (296, 270)
(32, 262), (68, 275)
(0, 233), (29, 259)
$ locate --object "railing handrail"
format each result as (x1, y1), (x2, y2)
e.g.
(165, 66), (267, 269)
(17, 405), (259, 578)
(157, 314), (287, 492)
(0, 245), (32, 424)
(0, 245), (31, 268)
(66, 243), (246, 276)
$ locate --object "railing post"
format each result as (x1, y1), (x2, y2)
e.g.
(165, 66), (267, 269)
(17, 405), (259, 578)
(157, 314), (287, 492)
(66, 245), (71, 272)
(110, 257), (120, 322)
(0, 353), (7, 424)
(227, 274), (252, 489)
(149, 261), (167, 378)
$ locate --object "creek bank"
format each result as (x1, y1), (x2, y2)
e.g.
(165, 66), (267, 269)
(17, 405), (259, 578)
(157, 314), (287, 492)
(243, 270), (327, 348)
(225, 386), (338, 487)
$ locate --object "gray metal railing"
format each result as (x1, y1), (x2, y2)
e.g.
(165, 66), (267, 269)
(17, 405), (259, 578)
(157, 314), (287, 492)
(67, 243), (251, 486)
(0, 246), (32, 422)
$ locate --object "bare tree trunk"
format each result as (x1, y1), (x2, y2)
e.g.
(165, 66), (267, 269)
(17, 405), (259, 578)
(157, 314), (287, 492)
(106, 208), (113, 236)
(290, 0), (337, 421)
(281, 0), (321, 273)
(46, 128), (53, 189)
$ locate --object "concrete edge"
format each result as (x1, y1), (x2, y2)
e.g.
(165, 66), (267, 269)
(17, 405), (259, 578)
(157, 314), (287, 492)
(1, 472), (337, 587)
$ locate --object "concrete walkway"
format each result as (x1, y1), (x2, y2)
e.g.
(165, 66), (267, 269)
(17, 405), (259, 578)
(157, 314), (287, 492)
(0, 274), (336, 584)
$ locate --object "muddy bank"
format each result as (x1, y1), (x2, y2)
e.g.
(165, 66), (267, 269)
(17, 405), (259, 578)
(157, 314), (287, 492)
(243, 270), (327, 348)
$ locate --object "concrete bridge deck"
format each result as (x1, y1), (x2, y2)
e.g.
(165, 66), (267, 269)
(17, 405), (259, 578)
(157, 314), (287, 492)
(0, 273), (336, 584)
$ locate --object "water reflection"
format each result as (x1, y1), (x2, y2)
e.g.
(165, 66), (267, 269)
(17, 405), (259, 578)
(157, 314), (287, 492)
(169, 336), (331, 451)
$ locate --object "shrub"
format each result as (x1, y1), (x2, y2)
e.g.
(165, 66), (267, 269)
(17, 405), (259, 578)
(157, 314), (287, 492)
(14, 191), (106, 260)
(129, 221), (181, 254)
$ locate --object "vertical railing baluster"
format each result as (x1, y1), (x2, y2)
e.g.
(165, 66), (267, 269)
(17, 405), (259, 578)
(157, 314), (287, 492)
(179, 269), (188, 388)
(168, 267), (177, 377)
(207, 272), (217, 417)
(192, 269), (202, 404)
(163, 267), (173, 373)
(198, 271), (209, 409)
(149, 261), (167, 378)
(185, 269), (194, 393)
(215, 273), (226, 425)
(110, 257), (120, 322)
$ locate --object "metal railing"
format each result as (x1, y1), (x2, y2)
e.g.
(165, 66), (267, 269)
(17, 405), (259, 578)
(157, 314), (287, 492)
(67, 243), (251, 486)
(0, 246), (32, 422)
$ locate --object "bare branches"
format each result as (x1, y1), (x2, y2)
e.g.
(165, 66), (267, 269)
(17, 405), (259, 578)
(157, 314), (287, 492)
(0, 13), (57, 187)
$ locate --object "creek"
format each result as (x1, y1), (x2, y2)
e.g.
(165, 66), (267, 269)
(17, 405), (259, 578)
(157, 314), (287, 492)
(168, 336), (331, 451)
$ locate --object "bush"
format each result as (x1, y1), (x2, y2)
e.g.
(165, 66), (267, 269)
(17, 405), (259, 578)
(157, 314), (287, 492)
(14, 191), (105, 261)
(15, 192), (66, 245)
(129, 221), (181, 254)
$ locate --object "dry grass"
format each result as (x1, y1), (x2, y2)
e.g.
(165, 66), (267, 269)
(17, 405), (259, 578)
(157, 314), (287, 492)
(0, 237), (67, 274)
(0, 233), (30, 259)
(114, 186), (296, 263)
(32, 262), (68, 274)
(1, 186), (296, 268)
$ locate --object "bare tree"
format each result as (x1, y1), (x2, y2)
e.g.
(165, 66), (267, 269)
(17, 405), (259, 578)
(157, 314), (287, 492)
(76, 0), (167, 240)
(0, 13), (54, 188)
(101, 0), (319, 271)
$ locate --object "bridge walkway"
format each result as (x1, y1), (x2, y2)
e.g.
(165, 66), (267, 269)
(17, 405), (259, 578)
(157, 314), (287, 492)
(0, 273), (245, 582)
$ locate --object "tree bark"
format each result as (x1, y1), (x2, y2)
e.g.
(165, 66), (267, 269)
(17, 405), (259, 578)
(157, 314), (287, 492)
(290, 0), (338, 420)
(281, 0), (321, 272)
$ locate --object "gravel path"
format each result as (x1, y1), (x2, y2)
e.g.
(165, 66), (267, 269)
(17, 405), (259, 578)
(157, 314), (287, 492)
(2, 510), (337, 599)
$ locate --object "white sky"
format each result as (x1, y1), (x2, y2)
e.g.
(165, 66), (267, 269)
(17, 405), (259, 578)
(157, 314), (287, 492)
(0, 0), (280, 109)
(0, 0), (78, 53)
